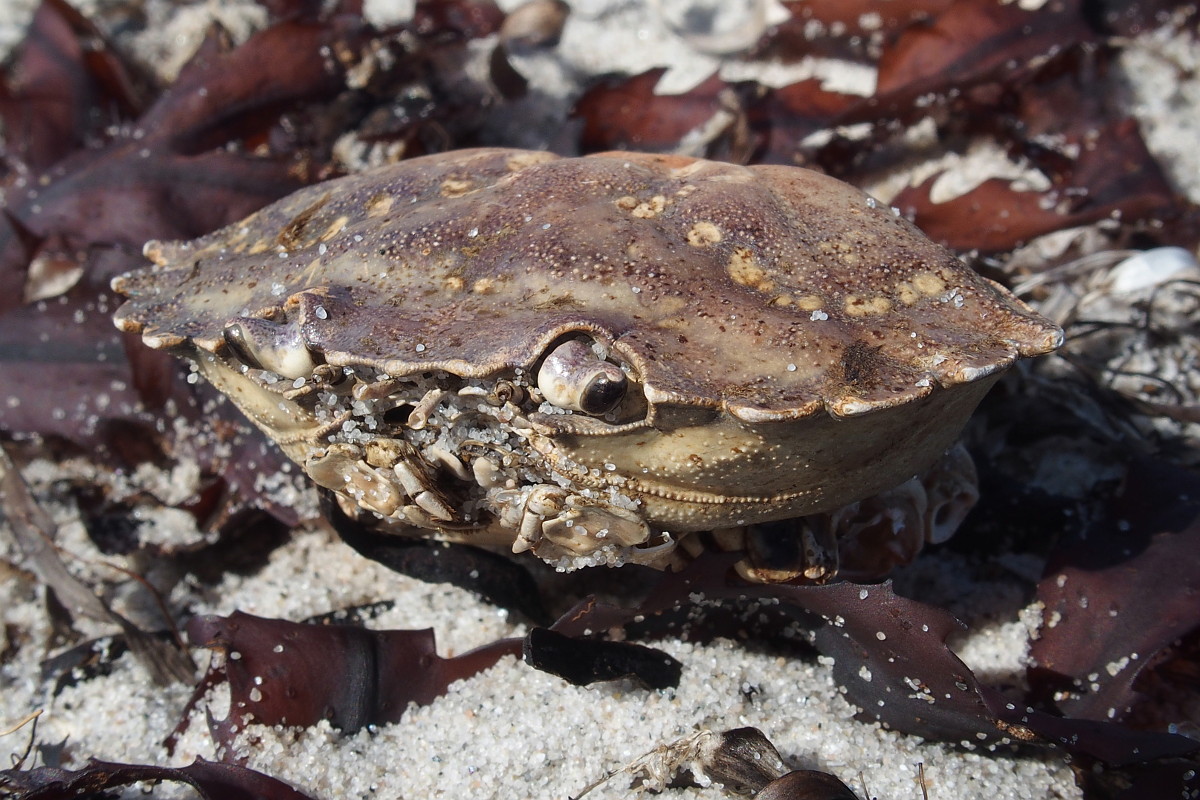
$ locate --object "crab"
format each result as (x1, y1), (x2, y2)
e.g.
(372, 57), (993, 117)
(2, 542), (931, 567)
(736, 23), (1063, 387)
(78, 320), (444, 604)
(112, 148), (1061, 582)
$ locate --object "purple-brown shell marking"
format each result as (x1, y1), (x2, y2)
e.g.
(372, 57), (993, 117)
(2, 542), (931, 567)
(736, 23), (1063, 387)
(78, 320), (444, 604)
(113, 149), (1061, 578)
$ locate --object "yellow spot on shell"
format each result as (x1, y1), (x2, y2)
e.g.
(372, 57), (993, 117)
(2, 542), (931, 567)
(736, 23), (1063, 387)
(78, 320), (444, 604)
(440, 179), (473, 197)
(652, 296), (688, 316)
(445, 276), (465, 291)
(796, 295), (824, 311)
(505, 151), (557, 171)
(143, 240), (166, 264)
(662, 295), (687, 314)
(727, 247), (774, 292)
(472, 277), (496, 294)
(318, 216), (349, 242)
(844, 295), (893, 316)
(365, 193), (394, 217)
(687, 221), (722, 246)
(617, 195), (668, 218)
(247, 239), (271, 255)
(897, 282), (920, 305)
(633, 195), (667, 218)
(912, 271), (946, 296)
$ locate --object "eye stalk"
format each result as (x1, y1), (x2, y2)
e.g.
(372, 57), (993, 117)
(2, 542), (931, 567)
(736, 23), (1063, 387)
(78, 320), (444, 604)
(537, 339), (628, 415)
(222, 317), (316, 379)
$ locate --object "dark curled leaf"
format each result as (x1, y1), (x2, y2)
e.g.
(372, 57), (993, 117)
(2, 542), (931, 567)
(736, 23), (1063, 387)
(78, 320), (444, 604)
(0, 6), (376, 521)
(321, 489), (548, 623)
(745, 79), (858, 166)
(573, 69), (744, 156)
(982, 687), (1200, 766)
(787, 582), (999, 743)
(522, 626), (682, 690)
(0, 758), (316, 800)
(895, 119), (1178, 253)
(548, 556), (997, 740)
(872, 0), (1096, 112)
(135, 17), (371, 155)
(894, 175), (1075, 255)
(700, 727), (788, 794)
(182, 611), (521, 743)
(1029, 459), (1200, 723)
(1078, 757), (1200, 800)
(983, 685), (1200, 800)
(410, 0), (506, 39)
(0, 0), (145, 171)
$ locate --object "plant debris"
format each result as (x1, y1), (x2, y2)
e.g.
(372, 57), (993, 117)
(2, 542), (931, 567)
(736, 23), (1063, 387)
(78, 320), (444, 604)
(176, 610), (521, 753)
(523, 626), (682, 690)
(0, 758), (318, 800)
(574, 726), (789, 798)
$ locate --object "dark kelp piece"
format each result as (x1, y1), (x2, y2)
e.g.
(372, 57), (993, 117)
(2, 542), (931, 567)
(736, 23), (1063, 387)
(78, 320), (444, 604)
(522, 626), (682, 690)
(180, 611), (521, 749)
(0, 759), (316, 800)
(1030, 459), (1200, 724)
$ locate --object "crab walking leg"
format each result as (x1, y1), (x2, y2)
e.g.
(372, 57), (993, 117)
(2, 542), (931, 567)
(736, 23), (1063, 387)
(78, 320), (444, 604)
(703, 519), (840, 584)
(682, 443), (981, 582)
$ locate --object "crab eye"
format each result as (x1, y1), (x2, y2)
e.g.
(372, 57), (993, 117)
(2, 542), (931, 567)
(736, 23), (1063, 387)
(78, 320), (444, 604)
(537, 339), (628, 415)
(222, 317), (315, 379)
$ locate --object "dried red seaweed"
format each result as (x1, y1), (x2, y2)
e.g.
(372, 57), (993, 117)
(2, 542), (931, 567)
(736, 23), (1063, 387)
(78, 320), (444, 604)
(1030, 459), (1200, 725)
(0, 758), (317, 800)
(546, 552), (1200, 794)
(567, 0), (1191, 255)
(574, 69), (742, 156)
(0, 0), (372, 449)
(0, 2), (377, 532)
(0, 0), (146, 174)
(178, 611), (521, 751)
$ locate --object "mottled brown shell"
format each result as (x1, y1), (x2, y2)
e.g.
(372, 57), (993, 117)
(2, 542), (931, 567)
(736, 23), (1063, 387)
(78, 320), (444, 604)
(113, 148), (1061, 422)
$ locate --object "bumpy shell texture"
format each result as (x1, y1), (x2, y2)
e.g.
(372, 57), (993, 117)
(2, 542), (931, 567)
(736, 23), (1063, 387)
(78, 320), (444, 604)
(113, 148), (1061, 421)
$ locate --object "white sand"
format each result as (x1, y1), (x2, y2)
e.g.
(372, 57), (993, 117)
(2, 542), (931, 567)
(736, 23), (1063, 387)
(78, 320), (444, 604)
(4, 518), (1081, 800)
